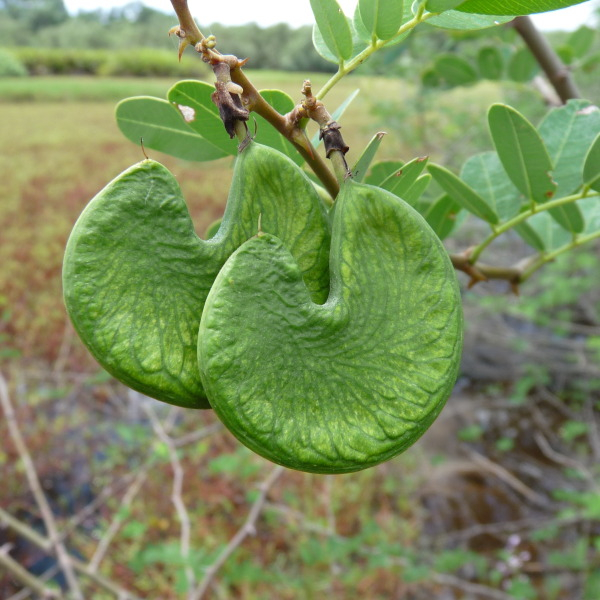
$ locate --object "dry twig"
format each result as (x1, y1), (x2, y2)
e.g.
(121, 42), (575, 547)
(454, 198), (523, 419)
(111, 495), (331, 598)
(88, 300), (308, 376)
(0, 544), (59, 599)
(190, 464), (285, 600)
(466, 448), (549, 508)
(143, 402), (197, 596)
(0, 373), (84, 600)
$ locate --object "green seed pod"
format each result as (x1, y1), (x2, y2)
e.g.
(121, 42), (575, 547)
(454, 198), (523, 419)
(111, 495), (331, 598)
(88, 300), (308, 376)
(198, 179), (463, 473)
(63, 143), (331, 408)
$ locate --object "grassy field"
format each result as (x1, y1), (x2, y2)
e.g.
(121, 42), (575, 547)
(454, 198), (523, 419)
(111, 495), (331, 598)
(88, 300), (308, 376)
(1, 74), (599, 599)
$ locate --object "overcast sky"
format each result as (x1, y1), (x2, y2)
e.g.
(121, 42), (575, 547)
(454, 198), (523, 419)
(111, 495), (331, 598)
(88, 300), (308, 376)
(62, 0), (599, 31)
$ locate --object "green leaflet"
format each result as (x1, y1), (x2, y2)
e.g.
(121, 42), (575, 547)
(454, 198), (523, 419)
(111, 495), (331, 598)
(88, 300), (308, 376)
(507, 48), (538, 82)
(455, 0), (587, 16)
(538, 100), (600, 199)
(514, 221), (546, 251)
(310, 0), (354, 61)
(567, 26), (595, 58)
(167, 80), (238, 155)
(477, 47), (504, 80)
(426, 11), (513, 30)
(352, 2), (410, 47)
(460, 151), (522, 221)
(380, 156), (429, 200)
(433, 54), (478, 86)
(365, 160), (404, 186)
(314, 15), (368, 64)
(198, 181), (463, 473)
(358, 0), (404, 41)
(584, 133), (600, 191)
(426, 0), (465, 11)
(423, 195), (463, 240)
(429, 163), (500, 224)
(116, 96), (231, 162)
(63, 142), (331, 409)
(352, 132), (387, 182)
(488, 104), (556, 205)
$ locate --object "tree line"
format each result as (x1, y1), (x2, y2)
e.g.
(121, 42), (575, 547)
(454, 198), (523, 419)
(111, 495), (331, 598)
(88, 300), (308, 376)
(0, 0), (336, 72)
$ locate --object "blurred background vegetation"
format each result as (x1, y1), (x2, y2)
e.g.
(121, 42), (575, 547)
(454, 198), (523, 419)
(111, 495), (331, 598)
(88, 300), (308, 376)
(1, 1), (600, 599)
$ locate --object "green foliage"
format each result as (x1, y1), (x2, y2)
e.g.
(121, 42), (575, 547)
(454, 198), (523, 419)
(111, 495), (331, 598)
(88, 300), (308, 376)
(116, 96), (231, 162)
(10, 46), (209, 77)
(0, 48), (27, 76)
(429, 162), (500, 222)
(0, 0), (68, 31)
(418, 23), (598, 93)
(358, 0), (404, 41)
(488, 103), (556, 204)
(310, 0), (354, 61)
(117, 82), (305, 163)
(584, 132), (600, 191)
(455, 0), (589, 15)
(60, 0), (600, 477)
(432, 53), (478, 86)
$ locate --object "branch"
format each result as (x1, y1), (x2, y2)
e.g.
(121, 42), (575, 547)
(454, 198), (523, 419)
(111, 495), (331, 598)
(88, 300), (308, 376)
(190, 465), (284, 600)
(512, 16), (581, 103)
(469, 191), (600, 265)
(87, 461), (151, 572)
(0, 506), (144, 600)
(6, 564), (60, 600)
(88, 393), (186, 573)
(167, 0), (340, 197)
(0, 374), (84, 600)
(0, 544), (59, 599)
(316, 9), (433, 100)
(144, 403), (196, 595)
(450, 252), (523, 290)
(228, 66), (341, 198)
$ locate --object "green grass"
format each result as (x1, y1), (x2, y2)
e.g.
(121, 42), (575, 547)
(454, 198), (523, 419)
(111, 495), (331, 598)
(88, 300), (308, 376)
(0, 75), (178, 102)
